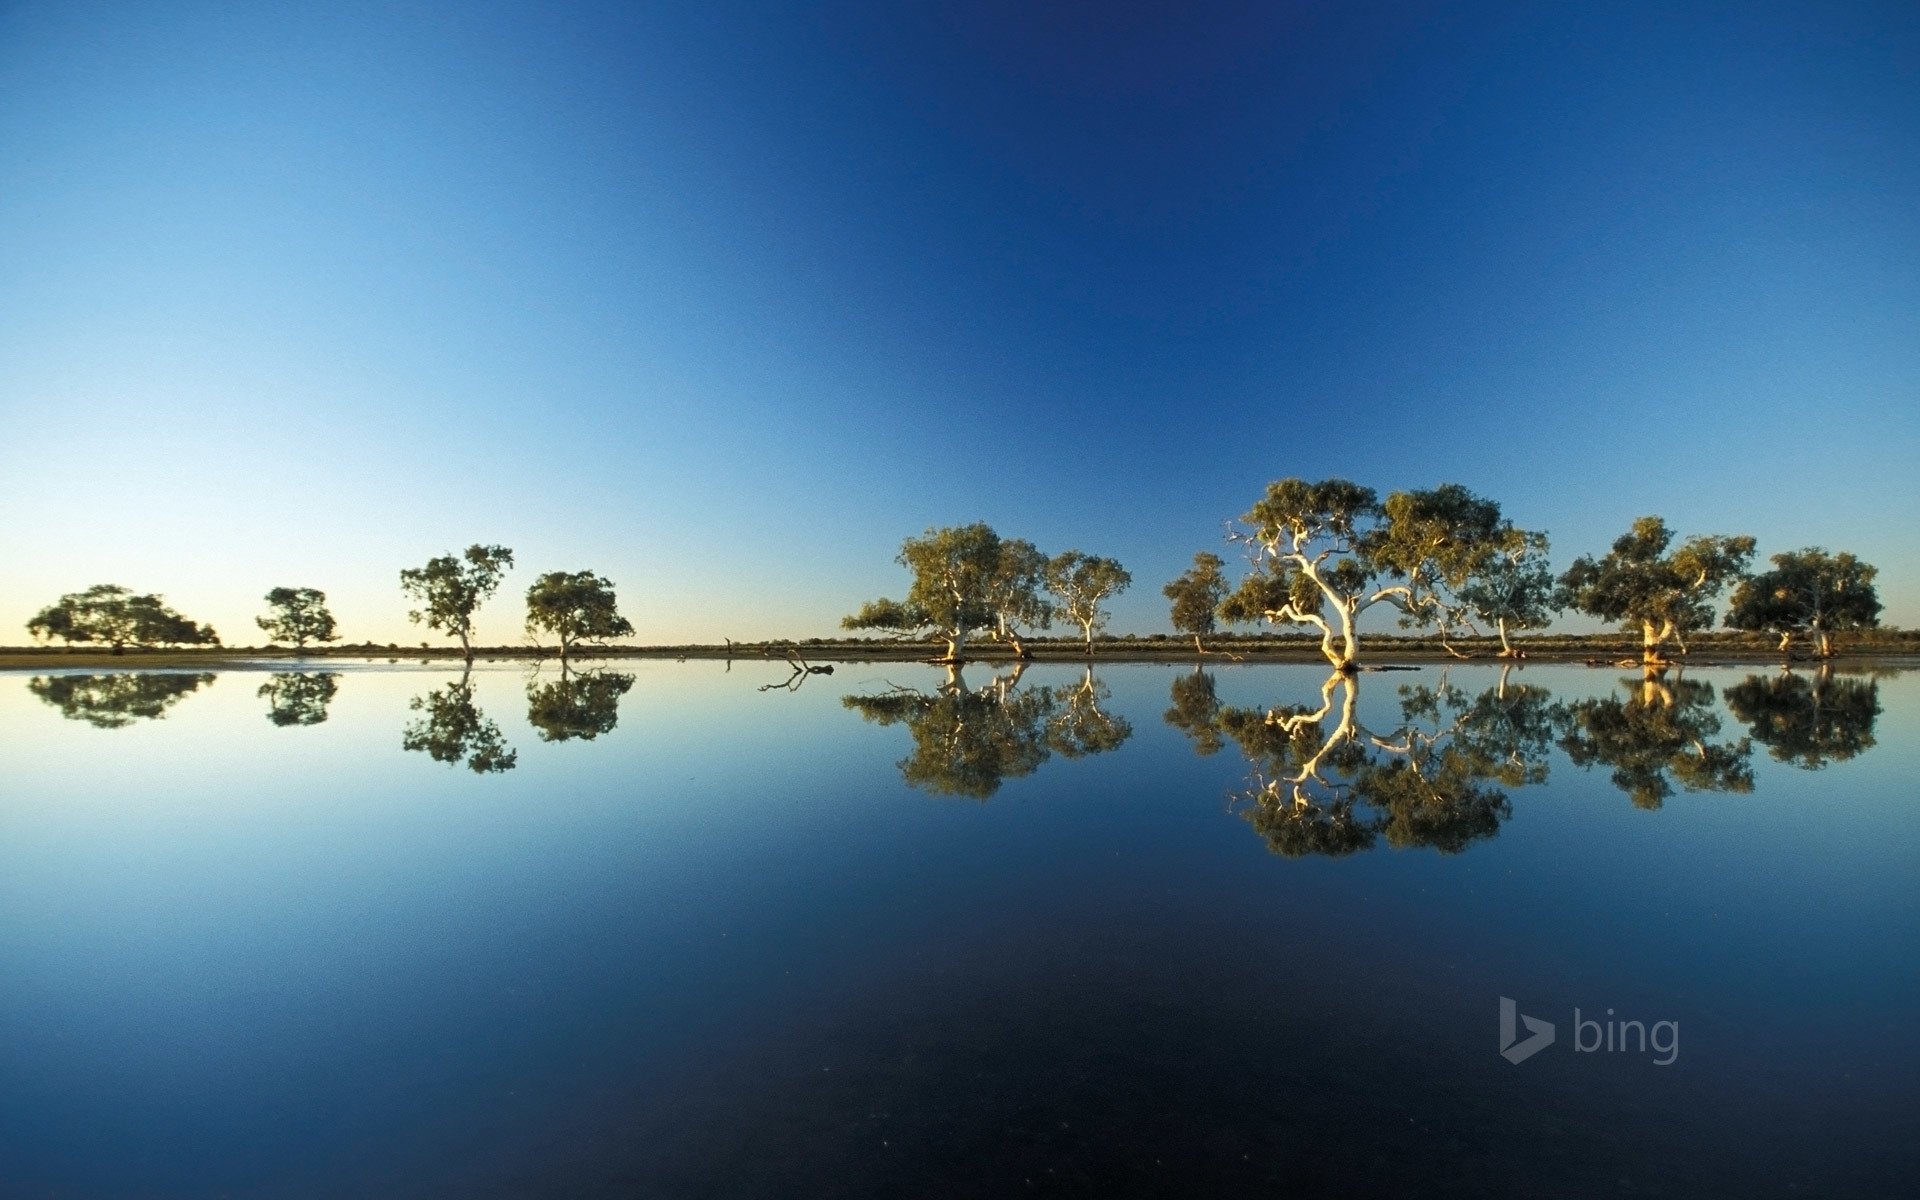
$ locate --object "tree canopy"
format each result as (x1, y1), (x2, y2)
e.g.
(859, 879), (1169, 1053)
(526, 669), (635, 741)
(1556, 517), (1754, 663)
(257, 587), (338, 651)
(524, 570), (634, 663)
(1163, 551), (1229, 655)
(259, 673), (340, 726)
(1046, 551), (1131, 654)
(402, 672), (517, 773)
(1455, 529), (1558, 657)
(28, 672), (215, 728)
(400, 544), (514, 662)
(844, 524), (1023, 661)
(1725, 548), (1880, 658)
(27, 585), (219, 653)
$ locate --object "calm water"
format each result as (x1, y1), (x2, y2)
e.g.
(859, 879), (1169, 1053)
(2, 659), (1915, 1198)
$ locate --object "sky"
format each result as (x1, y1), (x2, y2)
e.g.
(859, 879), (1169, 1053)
(2, 0), (1916, 647)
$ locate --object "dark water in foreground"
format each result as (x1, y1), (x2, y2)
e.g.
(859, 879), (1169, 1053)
(1, 660), (1915, 1198)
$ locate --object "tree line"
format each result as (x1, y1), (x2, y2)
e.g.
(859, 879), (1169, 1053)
(23, 476), (1886, 665)
(849, 477), (1883, 668)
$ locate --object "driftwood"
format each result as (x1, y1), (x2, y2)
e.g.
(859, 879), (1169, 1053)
(759, 645), (835, 693)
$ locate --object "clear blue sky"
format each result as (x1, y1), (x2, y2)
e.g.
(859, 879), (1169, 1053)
(2, 0), (1915, 645)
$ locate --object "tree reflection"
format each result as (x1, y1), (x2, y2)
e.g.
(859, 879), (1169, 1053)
(1173, 670), (1555, 858)
(258, 672), (340, 726)
(1555, 674), (1752, 808)
(403, 669), (517, 773)
(29, 672), (215, 729)
(526, 668), (635, 742)
(1723, 669), (1880, 769)
(844, 664), (1130, 799)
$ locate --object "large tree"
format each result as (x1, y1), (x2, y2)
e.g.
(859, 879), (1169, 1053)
(1163, 551), (1228, 656)
(1456, 529), (1558, 657)
(983, 537), (1054, 659)
(1556, 517), (1755, 664)
(524, 570), (634, 664)
(400, 544), (514, 663)
(844, 523), (1023, 662)
(27, 585), (219, 653)
(1046, 551), (1131, 655)
(1218, 478), (1514, 671)
(1724, 548), (1880, 658)
(257, 587), (339, 651)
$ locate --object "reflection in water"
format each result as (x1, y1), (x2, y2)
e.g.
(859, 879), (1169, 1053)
(526, 670), (635, 742)
(259, 672), (340, 727)
(1724, 670), (1881, 769)
(1176, 673), (1546, 858)
(844, 664), (1131, 799)
(28, 672), (215, 729)
(402, 671), (517, 773)
(1555, 675), (1752, 809)
(1163, 667), (1227, 756)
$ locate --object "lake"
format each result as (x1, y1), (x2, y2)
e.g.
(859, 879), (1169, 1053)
(2, 659), (1914, 1198)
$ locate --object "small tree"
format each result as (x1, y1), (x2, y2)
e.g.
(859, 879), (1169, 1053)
(843, 523), (1005, 662)
(1557, 517), (1754, 664)
(26, 585), (218, 653)
(399, 544), (514, 663)
(1219, 478), (1512, 671)
(1725, 548), (1879, 658)
(1046, 551), (1131, 655)
(1457, 529), (1558, 657)
(1163, 551), (1229, 655)
(257, 587), (339, 652)
(524, 570), (634, 664)
(983, 538), (1054, 659)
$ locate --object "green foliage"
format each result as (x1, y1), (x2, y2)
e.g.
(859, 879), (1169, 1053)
(1456, 529), (1558, 650)
(526, 670), (635, 742)
(402, 673), (516, 773)
(1723, 671), (1879, 769)
(985, 538), (1054, 654)
(1163, 551), (1230, 647)
(1163, 668), (1226, 755)
(1557, 517), (1755, 658)
(1725, 548), (1880, 656)
(1554, 676), (1752, 808)
(844, 523), (1045, 659)
(400, 544), (514, 660)
(1046, 669), (1133, 757)
(29, 672), (215, 728)
(524, 570), (635, 660)
(1046, 550), (1130, 652)
(26, 585), (219, 651)
(257, 587), (339, 650)
(258, 672), (340, 726)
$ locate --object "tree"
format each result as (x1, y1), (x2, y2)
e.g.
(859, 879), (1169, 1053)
(1046, 551), (1131, 655)
(524, 570), (634, 664)
(259, 673), (340, 726)
(1554, 676), (1753, 809)
(843, 523), (1009, 662)
(1556, 517), (1755, 664)
(1218, 479), (1513, 671)
(256, 587), (339, 651)
(842, 666), (1058, 798)
(983, 538), (1054, 659)
(26, 585), (218, 653)
(1723, 670), (1880, 769)
(1163, 666), (1226, 756)
(399, 544), (514, 663)
(1725, 548), (1880, 658)
(1045, 666), (1133, 757)
(526, 669), (635, 741)
(1456, 529), (1558, 657)
(1163, 551), (1229, 655)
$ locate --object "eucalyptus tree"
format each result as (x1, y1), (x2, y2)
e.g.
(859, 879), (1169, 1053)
(1045, 667), (1133, 757)
(402, 672), (516, 773)
(844, 523), (1013, 662)
(1554, 676), (1752, 809)
(524, 570), (634, 664)
(1163, 666), (1226, 756)
(1217, 478), (1514, 671)
(257, 587), (339, 652)
(27, 585), (219, 653)
(400, 544), (514, 663)
(1163, 551), (1228, 655)
(1556, 517), (1754, 664)
(28, 673), (215, 729)
(526, 669), (635, 742)
(1046, 551), (1131, 655)
(1723, 671), (1880, 769)
(1724, 549), (1880, 658)
(1456, 529), (1558, 657)
(258, 673), (340, 726)
(983, 538), (1054, 658)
